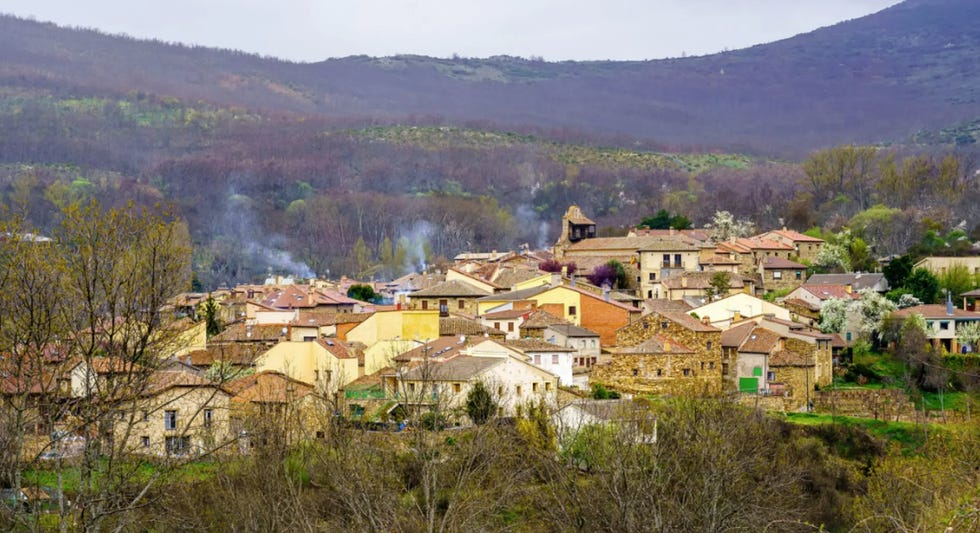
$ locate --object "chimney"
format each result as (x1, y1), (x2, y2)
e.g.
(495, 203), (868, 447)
(663, 339), (671, 352)
(701, 316), (710, 326)
(946, 291), (954, 316)
(603, 285), (610, 302)
(551, 272), (561, 287)
(732, 311), (742, 322)
(681, 274), (688, 288)
(845, 283), (853, 295)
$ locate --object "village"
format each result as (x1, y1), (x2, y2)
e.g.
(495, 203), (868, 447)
(6, 204), (978, 466)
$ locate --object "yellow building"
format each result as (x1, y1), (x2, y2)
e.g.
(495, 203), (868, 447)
(344, 310), (440, 346)
(255, 339), (358, 394)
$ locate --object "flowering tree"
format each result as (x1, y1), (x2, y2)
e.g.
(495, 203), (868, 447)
(819, 297), (848, 334)
(704, 211), (754, 242)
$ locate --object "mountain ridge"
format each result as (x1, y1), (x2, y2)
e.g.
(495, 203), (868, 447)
(1, 0), (978, 154)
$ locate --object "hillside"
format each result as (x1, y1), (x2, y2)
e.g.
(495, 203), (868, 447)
(1, 0), (979, 153)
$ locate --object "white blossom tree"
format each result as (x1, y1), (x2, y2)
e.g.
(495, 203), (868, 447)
(704, 211), (754, 242)
(855, 289), (897, 340)
(819, 297), (848, 334)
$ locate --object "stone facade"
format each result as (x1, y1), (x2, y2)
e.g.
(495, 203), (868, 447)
(596, 312), (723, 396)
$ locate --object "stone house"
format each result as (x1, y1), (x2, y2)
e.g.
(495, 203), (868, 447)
(408, 280), (492, 317)
(716, 238), (795, 278)
(720, 324), (822, 409)
(119, 370), (231, 457)
(759, 257), (807, 294)
(605, 311), (723, 396)
(593, 333), (721, 396)
(756, 228), (825, 264)
(659, 271), (745, 302)
(225, 370), (329, 447)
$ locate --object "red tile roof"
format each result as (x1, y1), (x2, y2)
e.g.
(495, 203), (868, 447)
(761, 257), (807, 269)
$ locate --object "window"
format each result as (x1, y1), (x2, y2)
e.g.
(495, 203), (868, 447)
(458, 299), (465, 310)
(722, 363), (729, 375)
(767, 371), (776, 381)
(532, 382), (539, 392)
(314, 369), (320, 381)
(700, 362), (705, 370)
(534, 354), (541, 365)
(706, 341), (712, 351)
(507, 322), (514, 332)
(568, 306), (577, 316)
(662, 254), (670, 267)
(164, 410), (177, 431)
(773, 271), (782, 280)
(141, 436), (150, 448)
(661, 321), (669, 330)
(409, 383), (416, 393)
(552, 354), (559, 365)
(421, 300), (429, 310)
(498, 386), (504, 396)
(674, 254), (682, 267)
(632, 368), (639, 376)
(142, 410), (149, 422)
(165, 436), (190, 455)
(709, 362), (715, 370)
(939, 321), (950, 330)
(656, 368), (662, 377)
(795, 270), (802, 280)
(453, 383), (461, 393)
(494, 322), (500, 330)
(682, 368), (690, 376)
(648, 290), (653, 298)
(649, 272), (656, 281)
(846, 332), (852, 342)
(516, 385), (522, 396)
(204, 409), (213, 428)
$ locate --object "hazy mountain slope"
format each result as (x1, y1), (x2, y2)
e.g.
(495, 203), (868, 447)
(0, 0), (977, 153)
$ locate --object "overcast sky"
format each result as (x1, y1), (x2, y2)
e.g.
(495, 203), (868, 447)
(4, 1), (901, 62)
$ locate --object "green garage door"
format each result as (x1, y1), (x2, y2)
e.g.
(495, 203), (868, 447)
(739, 377), (758, 393)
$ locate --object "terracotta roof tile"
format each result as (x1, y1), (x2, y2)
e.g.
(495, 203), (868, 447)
(411, 280), (492, 298)
(661, 311), (720, 332)
(502, 339), (576, 352)
(440, 317), (507, 337)
(738, 327), (781, 353)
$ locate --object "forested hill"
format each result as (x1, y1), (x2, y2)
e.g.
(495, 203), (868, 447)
(2, 0), (979, 154)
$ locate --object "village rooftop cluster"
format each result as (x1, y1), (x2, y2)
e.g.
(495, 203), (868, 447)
(6, 205), (980, 462)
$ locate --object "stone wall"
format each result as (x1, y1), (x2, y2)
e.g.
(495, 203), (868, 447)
(813, 388), (916, 422)
(592, 352), (722, 396)
(598, 313), (723, 396)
